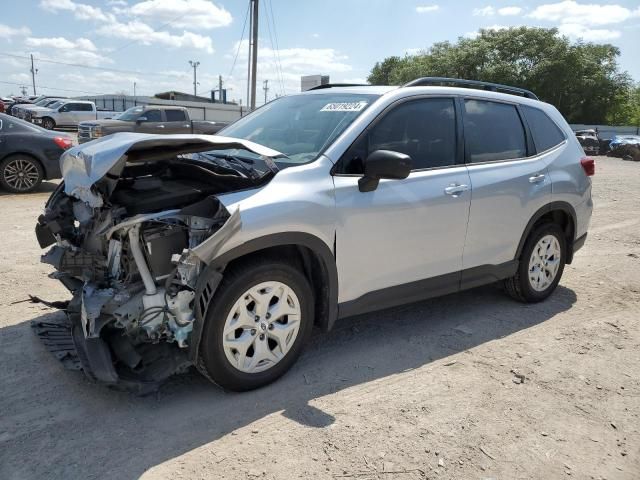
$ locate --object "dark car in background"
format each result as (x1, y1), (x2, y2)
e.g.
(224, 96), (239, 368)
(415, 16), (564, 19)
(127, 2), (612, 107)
(574, 129), (600, 155)
(0, 113), (73, 193)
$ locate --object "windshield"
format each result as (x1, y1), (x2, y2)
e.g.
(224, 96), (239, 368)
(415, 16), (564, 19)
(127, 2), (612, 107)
(116, 106), (144, 121)
(47, 100), (64, 109)
(34, 98), (50, 106)
(218, 93), (378, 167)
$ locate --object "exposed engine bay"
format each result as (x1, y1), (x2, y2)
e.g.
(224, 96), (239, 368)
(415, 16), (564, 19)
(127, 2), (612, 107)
(34, 134), (282, 392)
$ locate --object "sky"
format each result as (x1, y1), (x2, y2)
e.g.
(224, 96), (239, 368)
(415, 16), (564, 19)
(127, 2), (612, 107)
(1, 0), (639, 104)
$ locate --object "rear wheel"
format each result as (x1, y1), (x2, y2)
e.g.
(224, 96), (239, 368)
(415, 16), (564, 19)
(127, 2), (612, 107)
(199, 258), (314, 391)
(0, 155), (44, 193)
(504, 223), (566, 303)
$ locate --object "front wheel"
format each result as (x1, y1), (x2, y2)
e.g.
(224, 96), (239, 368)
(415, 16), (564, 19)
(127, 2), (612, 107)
(198, 258), (314, 391)
(504, 223), (566, 303)
(41, 117), (55, 130)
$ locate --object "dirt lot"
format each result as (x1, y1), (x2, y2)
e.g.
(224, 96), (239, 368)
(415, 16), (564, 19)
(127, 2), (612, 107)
(1, 156), (638, 480)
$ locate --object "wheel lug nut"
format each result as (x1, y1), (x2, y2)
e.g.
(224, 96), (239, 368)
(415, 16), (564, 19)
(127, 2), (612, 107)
(251, 329), (256, 335)
(265, 313), (271, 319)
(254, 315), (260, 322)
(259, 334), (265, 340)
(268, 324), (274, 330)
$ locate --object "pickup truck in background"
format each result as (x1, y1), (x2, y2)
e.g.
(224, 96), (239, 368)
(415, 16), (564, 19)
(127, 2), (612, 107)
(30, 100), (116, 130)
(77, 105), (228, 143)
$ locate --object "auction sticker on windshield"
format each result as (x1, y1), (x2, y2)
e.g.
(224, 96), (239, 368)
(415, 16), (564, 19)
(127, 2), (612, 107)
(320, 101), (368, 112)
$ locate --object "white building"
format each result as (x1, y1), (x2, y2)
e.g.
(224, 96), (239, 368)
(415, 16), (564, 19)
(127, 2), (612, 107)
(301, 75), (330, 91)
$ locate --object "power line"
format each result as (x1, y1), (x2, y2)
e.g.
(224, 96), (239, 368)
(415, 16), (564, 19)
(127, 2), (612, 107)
(228, 1), (251, 78)
(262, 0), (281, 95)
(0, 52), (186, 79)
(267, 0), (286, 95)
(109, 13), (189, 54)
(0, 79), (112, 95)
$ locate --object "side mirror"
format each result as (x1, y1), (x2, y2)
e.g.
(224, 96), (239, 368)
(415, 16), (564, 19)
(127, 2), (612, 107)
(358, 150), (412, 192)
(136, 116), (147, 123)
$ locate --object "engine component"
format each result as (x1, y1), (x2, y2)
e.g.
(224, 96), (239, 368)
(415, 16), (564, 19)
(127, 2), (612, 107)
(141, 222), (189, 278)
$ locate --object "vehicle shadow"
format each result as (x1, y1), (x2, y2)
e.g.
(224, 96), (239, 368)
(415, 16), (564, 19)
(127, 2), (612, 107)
(0, 181), (59, 197)
(1, 284), (577, 479)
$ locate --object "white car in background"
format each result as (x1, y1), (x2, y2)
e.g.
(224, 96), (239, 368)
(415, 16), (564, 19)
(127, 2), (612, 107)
(30, 100), (116, 130)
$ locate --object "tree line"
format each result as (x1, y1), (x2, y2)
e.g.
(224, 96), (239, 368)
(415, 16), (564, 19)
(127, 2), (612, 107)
(367, 27), (639, 126)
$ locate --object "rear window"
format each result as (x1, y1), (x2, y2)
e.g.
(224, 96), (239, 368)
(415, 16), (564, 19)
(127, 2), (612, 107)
(463, 99), (527, 162)
(166, 110), (187, 122)
(521, 106), (566, 153)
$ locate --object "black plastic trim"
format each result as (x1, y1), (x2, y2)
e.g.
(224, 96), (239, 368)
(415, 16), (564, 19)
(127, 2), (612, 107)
(515, 201), (577, 261)
(207, 232), (339, 331)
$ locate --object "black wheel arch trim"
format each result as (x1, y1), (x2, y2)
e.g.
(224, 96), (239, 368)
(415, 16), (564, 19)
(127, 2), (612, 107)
(188, 232), (339, 363)
(516, 201), (578, 264)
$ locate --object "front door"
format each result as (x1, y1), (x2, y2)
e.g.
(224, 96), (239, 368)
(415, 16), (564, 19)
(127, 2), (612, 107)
(135, 109), (165, 133)
(333, 97), (471, 306)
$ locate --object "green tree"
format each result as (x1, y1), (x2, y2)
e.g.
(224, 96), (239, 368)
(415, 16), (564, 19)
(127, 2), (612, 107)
(367, 27), (633, 124)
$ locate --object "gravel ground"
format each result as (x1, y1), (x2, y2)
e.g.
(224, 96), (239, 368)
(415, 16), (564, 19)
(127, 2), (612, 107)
(0, 156), (638, 480)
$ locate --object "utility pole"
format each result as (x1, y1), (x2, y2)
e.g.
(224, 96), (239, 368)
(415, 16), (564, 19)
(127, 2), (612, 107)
(218, 75), (223, 103)
(133, 81), (137, 97)
(247, 0), (259, 111)
(263, 79), (269, 104)
(189, 60), (200, 97)
(30, 54), (38, 96)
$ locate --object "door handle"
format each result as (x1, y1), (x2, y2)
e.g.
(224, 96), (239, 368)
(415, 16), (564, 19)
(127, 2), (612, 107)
(156, 124), (165, 128)
(444, 184), (469, 196)
(529, 173), (546, 183)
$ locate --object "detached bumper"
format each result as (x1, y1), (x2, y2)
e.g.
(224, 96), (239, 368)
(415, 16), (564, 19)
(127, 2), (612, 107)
(32, 309), (191, 395)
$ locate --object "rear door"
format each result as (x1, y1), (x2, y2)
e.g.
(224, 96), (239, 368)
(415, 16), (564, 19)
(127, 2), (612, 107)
(461, 98), (553, 279)
(164, 109), (191, 133)
(333, 96), (471, 305)
(134, 109), (165, 133)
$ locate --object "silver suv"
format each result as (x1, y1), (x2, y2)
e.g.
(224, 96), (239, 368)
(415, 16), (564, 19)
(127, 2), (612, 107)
(34, 78), (593, 392)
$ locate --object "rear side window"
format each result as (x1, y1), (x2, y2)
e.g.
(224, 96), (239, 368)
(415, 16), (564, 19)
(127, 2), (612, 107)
(338, 97), (457, 173)
(521, 105), (566, 153)
(166, 110), (187, 122)
(463, 99), (526, 162)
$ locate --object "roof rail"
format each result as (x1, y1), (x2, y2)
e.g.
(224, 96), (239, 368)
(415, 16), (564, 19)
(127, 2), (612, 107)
(402, 77), (538, 100)
(308, 83), (369, 91)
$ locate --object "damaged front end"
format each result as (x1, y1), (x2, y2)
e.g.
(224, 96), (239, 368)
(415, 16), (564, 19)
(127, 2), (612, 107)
(34, 133), (281, 392)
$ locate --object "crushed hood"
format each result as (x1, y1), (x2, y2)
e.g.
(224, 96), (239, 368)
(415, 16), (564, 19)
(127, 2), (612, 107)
(60, 132), (283, 206)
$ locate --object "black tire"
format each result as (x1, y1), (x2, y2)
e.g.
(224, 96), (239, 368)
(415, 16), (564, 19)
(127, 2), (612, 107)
(41, 117), (55, 130)
(198, 257), (314, 391)
(0, 155), (44, 193)
(504, 223), (566, 303)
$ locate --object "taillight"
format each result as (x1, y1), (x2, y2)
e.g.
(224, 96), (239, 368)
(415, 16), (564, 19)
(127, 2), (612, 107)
(580, 157), (595, 176)
(53, 136), (73, 150)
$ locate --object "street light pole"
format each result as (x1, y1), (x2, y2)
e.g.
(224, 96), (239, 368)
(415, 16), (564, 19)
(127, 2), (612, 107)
(30, 54), (38, 96)
(189, 60), (200, 96)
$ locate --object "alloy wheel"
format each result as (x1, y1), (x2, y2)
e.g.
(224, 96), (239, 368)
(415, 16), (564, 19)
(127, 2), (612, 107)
(528, 234), (561, 291)
(222, 281), (301, 373)
(2, 158), (41, 192)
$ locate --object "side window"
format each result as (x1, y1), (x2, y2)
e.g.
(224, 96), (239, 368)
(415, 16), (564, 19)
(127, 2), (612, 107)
(463, 99), (526, 162)
(79, 103), (93, 111)
(166, 110), (187, 122)
(521, 105), (566, 153)
(144, 110), (163, 122)
(338, 98), (457, 173)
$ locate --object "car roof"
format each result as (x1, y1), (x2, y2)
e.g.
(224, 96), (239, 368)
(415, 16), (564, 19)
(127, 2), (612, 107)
(297, 84), (548, 107)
